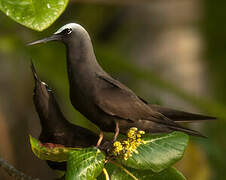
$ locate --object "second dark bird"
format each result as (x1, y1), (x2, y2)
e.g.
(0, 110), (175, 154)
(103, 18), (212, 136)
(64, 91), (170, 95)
(31, 62), (102, 172)
(29, 23), (216, 141)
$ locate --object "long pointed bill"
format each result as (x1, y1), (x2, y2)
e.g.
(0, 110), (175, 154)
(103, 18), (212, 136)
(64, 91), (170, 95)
(30, 60), (40, 82)
(27, 34), (61, 46)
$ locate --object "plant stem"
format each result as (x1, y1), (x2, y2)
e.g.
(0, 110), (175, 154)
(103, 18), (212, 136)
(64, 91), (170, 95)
(109, 160), (138, 180)
(102, 168), (110, 180)
(0, 157), (39, 180)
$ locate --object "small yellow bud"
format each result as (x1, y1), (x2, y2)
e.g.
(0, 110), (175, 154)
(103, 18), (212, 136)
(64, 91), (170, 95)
(138, 130), (145, 134)
(123, 140), (129, 145)
(130, 127), (138, 131)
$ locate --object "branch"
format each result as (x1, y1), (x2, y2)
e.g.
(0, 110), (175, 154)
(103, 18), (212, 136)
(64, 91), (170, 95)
(0, 157), (39, 180)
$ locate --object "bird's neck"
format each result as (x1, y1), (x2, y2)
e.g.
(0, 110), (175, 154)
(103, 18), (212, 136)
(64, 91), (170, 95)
(37, 95), (68, 133)
(65, 37), (103, 85)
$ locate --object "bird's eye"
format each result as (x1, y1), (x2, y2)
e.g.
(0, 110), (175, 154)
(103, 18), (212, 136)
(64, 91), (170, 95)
(62, 28), (72, 35)
(41, 82), (52, 92)
(45, 84), (52, 92)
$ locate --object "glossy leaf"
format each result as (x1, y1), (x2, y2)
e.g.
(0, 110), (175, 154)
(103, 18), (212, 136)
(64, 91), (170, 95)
(97, 162), (186, 180)
(65, 148), (105, 180)
(29, 135), (79, 162)
(0, 0), (69, 31)
(119, 132), (189, 172)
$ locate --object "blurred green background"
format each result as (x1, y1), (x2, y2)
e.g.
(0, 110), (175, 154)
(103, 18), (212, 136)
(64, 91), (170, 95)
(0, 0), (225, 179)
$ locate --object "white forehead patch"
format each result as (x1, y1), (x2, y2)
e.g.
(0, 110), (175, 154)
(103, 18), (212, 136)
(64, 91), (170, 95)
(54, 23), (87, 34)
(41, 81), (47, 86)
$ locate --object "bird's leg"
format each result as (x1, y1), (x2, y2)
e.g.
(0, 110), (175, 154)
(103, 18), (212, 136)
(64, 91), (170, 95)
(98, 122), (120, 152)
(113, 121), (119, 142)
(96, 131), (104, 147)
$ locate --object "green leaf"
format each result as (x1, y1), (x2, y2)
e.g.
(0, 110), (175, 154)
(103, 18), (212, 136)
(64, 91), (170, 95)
(66, 148), (105, 180)
(0, 0), (69, 31)
(97, 162), (186, 180)
(29, 135), (79, 162)
(119, 131), (189, 172)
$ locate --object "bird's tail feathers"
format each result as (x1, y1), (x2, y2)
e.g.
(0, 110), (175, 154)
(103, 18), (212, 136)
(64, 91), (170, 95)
(168, 125), (206, 138)
(145, 116), (207, 138)
(148, 104), (216, 123)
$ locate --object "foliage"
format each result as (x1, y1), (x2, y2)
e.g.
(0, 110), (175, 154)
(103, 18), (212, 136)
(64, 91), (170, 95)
(118, 132), (189, 173)
(0, 0), (69, 31)
(29, 135), (78, 162)
(30, 131), (188, 180)
(66, 148), (105, 180)
(97, 163), (186, 180)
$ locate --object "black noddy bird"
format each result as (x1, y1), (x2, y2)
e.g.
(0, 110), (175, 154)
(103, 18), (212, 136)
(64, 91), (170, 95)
(31, 62), (104, 172)
(28, 23), (216, 141)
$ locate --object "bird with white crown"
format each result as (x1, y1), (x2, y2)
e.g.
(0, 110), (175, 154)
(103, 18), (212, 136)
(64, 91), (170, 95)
(28, 23), (216, 145)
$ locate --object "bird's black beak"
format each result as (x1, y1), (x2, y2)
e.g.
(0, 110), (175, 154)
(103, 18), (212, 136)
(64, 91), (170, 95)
(27, 34), (62, 46)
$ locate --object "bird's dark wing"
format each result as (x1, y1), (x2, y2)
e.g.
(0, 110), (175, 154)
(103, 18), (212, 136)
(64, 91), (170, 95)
(95, 74), (205, 137)
(96, 74), (162, 122)
(138, 97), (216, 122)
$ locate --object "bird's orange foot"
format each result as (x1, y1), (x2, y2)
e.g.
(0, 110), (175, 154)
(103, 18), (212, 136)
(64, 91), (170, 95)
(96, 131), (104, 147)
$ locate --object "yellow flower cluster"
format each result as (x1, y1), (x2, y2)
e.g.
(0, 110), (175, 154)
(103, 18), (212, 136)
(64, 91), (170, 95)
(113, 141), (123, 155)
(113, 127), (146, 160)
